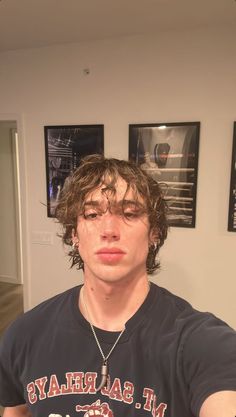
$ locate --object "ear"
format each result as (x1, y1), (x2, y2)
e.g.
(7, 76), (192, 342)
(71, 228), (79, 246)
(149, 227), (159, 246)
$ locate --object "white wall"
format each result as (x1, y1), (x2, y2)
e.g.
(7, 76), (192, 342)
(0, 26), (235, 327)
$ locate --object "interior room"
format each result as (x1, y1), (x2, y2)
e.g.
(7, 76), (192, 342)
(0, 0), (235, 327)
(0, 1), (236, 412)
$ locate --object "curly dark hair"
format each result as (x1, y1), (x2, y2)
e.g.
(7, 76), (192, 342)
(55, 154), (168, 274)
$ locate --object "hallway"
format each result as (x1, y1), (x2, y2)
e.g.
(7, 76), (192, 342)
(0, 282), (24, 338)
(0, 282), (23, 415)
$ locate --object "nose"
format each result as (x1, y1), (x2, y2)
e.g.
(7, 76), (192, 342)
(100, 212), (120, 242)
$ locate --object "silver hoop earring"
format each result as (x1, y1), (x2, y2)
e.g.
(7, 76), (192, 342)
(72, 242), (77, 251)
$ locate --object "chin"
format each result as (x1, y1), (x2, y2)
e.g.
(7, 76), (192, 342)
(84, 261), (146, 284)
(95, 269), (144, 286)
(96, 274), (129, 284)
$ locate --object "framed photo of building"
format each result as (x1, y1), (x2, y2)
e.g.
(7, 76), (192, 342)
(129, 122), (200, 228)
(228, 122), (236, 232)
(44, 124), (104, 217)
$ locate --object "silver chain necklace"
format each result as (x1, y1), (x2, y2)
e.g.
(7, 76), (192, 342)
(81, 286), (125, 392)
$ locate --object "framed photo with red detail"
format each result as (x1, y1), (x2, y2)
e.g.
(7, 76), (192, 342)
(129, 122), (200, 228)
(44, 124), (104, 217)
(228, 122), (236, 232)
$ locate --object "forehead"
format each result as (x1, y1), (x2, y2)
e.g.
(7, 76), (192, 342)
(84, 176), (143, 204)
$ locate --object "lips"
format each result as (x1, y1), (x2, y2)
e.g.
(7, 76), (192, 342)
(95, 247), (126, 263)
(96, 247), (125, 254)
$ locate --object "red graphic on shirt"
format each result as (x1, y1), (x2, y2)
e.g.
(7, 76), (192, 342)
(76, 399), (114, 416)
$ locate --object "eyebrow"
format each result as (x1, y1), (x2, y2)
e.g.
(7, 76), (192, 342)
(83, 201), (101, 207)
(84, 199), (146, 210)
(83, 199), (145, 208)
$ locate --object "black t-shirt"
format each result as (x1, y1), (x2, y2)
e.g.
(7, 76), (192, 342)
(0, 283), (236, 417)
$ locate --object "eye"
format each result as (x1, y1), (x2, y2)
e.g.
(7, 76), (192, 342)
(123, 210), (139, 219)
(84, 210), (99, 220)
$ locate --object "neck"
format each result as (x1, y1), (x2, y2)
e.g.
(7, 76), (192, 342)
(79, 274), (150, 331)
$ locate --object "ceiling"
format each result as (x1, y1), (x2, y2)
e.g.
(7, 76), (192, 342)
(0, 0), (235, 52)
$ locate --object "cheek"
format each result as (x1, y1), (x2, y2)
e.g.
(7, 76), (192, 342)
(77, 222), (99, 255)
(130, 227), (150, 251)
(136, 222), (150, 241)
(77, 220), (91, 238)
(76, 223), (88, 251)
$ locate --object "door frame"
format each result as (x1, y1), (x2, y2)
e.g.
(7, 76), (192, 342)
(0, 113), (29, 310)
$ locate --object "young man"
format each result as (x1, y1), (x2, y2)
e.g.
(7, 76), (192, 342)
(0, 155), (236, 417)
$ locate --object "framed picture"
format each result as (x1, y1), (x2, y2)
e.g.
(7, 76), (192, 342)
(228, 122), (236, 232)
(129, 122), (200, 228)
(44, 124), (104, 217)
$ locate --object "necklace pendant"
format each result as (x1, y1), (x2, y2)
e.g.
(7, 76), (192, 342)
(101, 360), (108, 376)
(96, 360), (108, 392)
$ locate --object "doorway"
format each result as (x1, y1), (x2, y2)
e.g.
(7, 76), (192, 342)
(0, 120), (24, 337)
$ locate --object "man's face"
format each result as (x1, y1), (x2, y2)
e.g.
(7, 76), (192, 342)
(75, 177), (152, 284)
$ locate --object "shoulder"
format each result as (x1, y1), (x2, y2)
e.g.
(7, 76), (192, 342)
(153, 282), (233, 325)
(183, 310), (236, 368)
(150, 283), (200, 328)
(151, 284), (236, 415)
(184, 317), (236, 416)
(150, 282), (236, 343)
(154, 284), (193, 313)
(0, 285), (80, 347)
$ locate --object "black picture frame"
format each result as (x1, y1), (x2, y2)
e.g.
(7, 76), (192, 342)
(129, 122), (200, 228)
(228, 122), (236, 232)
(44, 124), (104, 217)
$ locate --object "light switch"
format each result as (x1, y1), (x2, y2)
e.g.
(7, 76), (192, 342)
(32, 231), (53, 245)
